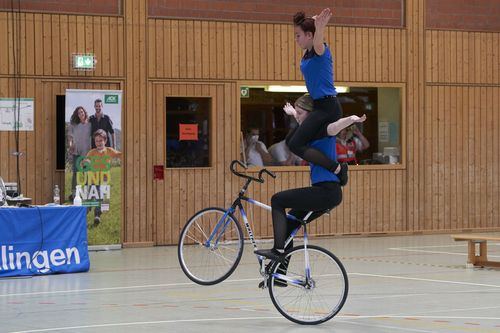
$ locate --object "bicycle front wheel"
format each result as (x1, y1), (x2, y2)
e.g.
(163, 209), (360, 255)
(268, 245), (348, 325)
(178, 207), (244, 285)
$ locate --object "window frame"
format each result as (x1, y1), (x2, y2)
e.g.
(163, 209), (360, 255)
(164, 95), (214, 169)
(237, 81), (406, 172)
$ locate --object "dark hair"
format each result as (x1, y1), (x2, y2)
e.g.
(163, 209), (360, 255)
(293, 11), (315, 35)
(245, 126), (259, 135)
(70, 106), (88, 125)
(94, 98), (103, 105)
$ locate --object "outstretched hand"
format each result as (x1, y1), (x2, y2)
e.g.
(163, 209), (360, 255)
(283, 102), (297, 118)
(313, 8), (332, 29)
(351, 114), (367, 123)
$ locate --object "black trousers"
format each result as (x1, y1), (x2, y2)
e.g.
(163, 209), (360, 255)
(286, 97), (343, 171)
(270, 181), (342, 250)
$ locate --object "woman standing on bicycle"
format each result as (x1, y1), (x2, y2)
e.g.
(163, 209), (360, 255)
(286, 9), (346, 183)
(255, 94), (366, 260)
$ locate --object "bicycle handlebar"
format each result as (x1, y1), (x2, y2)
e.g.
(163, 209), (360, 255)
(230, 160), (276, 183)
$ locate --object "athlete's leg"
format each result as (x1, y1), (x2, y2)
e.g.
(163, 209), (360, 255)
(270, 182), (342, 250)
(287, 98), (342, 172)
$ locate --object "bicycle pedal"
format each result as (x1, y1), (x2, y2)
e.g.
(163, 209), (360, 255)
(258, 280), (267, 289)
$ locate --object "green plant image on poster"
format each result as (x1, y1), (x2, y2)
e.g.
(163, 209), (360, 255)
(65, 163), (121, 245)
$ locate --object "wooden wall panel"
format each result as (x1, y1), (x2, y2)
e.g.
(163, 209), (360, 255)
(148, 0), (404, 28)
(122, 0), (151, 245)
(0, 12), (124, 77)
(147, 19), (406, 83)
(426, 30), (500, 85)
(421, 86), (500, 230)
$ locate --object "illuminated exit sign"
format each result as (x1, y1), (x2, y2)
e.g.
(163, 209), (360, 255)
(72, 54), (96, 70)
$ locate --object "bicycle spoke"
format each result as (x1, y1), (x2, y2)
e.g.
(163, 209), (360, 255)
(179, 208), (243, 285)
(269, 246), (348, 325)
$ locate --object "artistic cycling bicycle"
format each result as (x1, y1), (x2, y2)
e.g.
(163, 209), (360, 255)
(178, 160), (348, 325)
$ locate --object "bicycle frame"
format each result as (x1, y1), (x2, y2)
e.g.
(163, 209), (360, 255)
(206, 178), (314, 287)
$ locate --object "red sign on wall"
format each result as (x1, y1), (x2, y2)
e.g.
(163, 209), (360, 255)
(179, 123), (198, 141)
(153, 165), (164, 180)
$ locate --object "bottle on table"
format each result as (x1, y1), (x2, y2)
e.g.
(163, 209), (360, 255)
(53, 185), (60, 204)
(73, 185), (82, 206)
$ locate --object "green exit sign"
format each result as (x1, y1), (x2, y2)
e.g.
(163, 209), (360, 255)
(72, 54), (96, 70)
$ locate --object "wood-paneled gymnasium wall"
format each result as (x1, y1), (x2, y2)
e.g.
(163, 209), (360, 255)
(0, 0), (498, 245)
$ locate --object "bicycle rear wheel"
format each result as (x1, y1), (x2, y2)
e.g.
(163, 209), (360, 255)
(178, 207), (244, 285)
(268, 245), (348, 325)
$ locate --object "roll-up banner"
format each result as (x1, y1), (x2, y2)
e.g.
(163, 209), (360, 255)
(65, 89), (122, 246)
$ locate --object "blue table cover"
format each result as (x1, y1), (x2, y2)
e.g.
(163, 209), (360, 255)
(0, 206), (90, 277)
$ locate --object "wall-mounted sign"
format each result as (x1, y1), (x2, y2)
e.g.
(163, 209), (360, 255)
(240, 86), (250, 98)
(378, 121), (389, 143)
(179, 123), (198, 141)
(153, 165), (164, 180)
(72, 54), (96, 70)
(0, 98), (34, 131)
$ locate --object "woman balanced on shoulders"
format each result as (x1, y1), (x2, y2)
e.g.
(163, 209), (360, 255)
(286, 8), (346, 182)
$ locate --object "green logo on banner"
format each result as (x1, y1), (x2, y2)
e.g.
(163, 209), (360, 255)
(105, 94), (119, 104)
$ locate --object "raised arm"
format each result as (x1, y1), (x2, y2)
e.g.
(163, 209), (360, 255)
(283, 102), (297, 120)
(352, 126), (370, 150)
(327, 114), (367, 136)
(312, 8), (332, 55)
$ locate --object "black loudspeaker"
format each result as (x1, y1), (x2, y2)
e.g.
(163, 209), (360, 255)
(56, 95), (66, 170)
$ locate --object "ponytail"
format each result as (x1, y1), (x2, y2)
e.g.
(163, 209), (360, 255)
(293, 11), (315, 34)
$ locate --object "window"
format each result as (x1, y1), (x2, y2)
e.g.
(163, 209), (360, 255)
(240, 85), (402, 167)
(165, 97), (211, 168)
(56, 95), (67, 170)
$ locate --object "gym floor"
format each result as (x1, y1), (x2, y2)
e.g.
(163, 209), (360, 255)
(2, 233), (500, 333)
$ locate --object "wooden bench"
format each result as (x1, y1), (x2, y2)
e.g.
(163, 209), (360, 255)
(451, 234), (500, 268)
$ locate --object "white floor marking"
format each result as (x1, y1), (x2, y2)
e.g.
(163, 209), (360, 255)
(389, 247), (500, 258)
(340, 320), (435, 333)
(355, 292), (500, 303)
(341, 315), (500, 321)
(8, 316), (282, 333)
(406, 305), (500, 316)
(390, 243), (500, 249)
(9, 314), (500, 333)
(0, 278), (265, 298)
(0, 282), (195, 298)
(4, 270), (500, 299)
(350, 272), (500, 288)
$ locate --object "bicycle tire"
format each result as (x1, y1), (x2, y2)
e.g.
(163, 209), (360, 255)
(178, 207), (244, 285)
(268, 245), (348, 325)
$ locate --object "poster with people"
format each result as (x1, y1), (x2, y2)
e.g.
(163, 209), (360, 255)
(65, 89), (122, 245)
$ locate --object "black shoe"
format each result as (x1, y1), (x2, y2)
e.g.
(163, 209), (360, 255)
(254, 248), (287, 262)
(258, 258), (289, 288)
(258, 278), (287, 289)
(93, 216), (101, 226)
(336, 162), (348, 186)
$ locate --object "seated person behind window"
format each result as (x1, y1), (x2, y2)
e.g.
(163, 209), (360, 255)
(268, 139), (301, 166)
(244, 127), (273, 167)
(336, 124), (370, 165)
